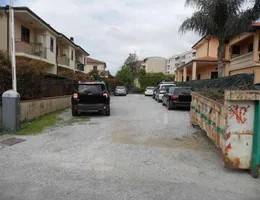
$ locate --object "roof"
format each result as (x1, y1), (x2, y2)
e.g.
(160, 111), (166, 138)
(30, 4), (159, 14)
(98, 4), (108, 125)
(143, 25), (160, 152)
(193, 56), (218, 62)
(177, 56), (218, 69)
(192, 36), (209, 49)
(1, 6), (89, 56)
(143, 56), (167, 62)
(87, 57), (106, 66)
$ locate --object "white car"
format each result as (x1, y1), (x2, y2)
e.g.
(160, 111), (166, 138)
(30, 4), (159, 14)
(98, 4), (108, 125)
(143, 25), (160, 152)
(144, 87), (155, 96)
(155, 83), (176, 102)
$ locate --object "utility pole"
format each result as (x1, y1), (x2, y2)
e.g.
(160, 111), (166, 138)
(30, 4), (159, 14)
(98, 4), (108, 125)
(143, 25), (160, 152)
(9, 0), (17, 91)
(2, 0), (20, 132)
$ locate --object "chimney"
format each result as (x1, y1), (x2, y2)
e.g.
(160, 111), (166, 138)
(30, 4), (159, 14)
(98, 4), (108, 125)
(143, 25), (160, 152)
(70, 37), (74, 42)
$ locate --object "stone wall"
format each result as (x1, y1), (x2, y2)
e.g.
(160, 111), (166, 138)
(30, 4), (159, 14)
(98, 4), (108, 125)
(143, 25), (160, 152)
(20, 96), (71, 122)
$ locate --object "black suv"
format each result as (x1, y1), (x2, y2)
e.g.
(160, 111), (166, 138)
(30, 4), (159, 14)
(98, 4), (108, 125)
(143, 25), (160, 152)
(71, 82), (110, 116)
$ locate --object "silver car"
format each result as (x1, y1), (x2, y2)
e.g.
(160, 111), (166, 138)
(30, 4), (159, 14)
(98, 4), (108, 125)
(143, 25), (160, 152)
(114, 86), (127, 96)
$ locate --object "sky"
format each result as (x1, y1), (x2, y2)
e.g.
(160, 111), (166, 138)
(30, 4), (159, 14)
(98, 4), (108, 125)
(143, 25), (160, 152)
(1, 0), (200, 74)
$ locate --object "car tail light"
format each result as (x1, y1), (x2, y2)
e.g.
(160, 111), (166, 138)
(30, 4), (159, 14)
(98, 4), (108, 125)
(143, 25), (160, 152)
(171, 95), (178, 100)
(103, 93), (108, 98)
(73, 93), (78, 99)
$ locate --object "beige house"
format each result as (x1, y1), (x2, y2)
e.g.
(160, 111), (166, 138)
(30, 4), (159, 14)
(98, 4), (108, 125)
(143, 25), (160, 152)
(85, 57), (107, 75)
(141, 57), (167, 73)
(176, 36), (220, 82)
(176, 23), (260, 83)
(0, 6), (59, 74)
(0, 6), (90, 76)
(224, 23), (260, 83)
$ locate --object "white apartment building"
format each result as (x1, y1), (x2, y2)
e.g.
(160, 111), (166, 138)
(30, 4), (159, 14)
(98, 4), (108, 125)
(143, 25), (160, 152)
(141, 57), (168, 74)
(167, 51), (196, 74)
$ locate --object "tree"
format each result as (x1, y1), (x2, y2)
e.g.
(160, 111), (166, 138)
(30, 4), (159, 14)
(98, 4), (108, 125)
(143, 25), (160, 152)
(123, 53), (142, 75)
(179, 0), (260, 77)
(116, 66), (134, 89)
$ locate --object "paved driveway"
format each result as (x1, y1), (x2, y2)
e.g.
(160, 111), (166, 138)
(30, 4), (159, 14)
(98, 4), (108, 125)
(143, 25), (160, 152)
(0, 94), (260, 200)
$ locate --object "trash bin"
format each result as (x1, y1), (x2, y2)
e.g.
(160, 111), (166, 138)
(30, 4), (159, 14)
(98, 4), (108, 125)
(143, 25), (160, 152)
(2, 90), (20, 132)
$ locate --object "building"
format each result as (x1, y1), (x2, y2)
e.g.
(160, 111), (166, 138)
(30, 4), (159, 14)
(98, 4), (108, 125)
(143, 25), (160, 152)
(0, 6), (90, 76)
(141, 57), (167, 74)
(167, 51), (196, 74)
(57, 35), (89, 77)
(85, 57), (107, 76)
(175, 36), (220, 82)
(175, 22), (260, 83)
(224, 22), (260, 84)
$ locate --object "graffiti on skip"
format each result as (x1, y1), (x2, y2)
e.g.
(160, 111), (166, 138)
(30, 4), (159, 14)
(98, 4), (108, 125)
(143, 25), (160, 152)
(228, 105), (250, 124)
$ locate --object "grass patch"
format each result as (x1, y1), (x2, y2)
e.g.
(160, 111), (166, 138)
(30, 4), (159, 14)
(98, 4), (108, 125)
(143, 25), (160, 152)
(17, 112), (60, 136)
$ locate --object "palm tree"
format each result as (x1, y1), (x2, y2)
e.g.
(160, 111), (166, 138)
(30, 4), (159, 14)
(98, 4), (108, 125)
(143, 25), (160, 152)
(180, 0), (260, 77)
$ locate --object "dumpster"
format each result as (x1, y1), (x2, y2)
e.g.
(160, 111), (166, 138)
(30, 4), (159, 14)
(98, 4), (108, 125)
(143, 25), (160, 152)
(191, 90), (260, 177)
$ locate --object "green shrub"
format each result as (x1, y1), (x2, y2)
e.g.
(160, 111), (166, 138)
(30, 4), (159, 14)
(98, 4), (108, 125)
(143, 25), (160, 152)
(139, 72), (175, 90)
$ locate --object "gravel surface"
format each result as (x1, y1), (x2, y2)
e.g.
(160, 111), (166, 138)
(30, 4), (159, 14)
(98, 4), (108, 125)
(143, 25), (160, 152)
(0, 94), (259, 200)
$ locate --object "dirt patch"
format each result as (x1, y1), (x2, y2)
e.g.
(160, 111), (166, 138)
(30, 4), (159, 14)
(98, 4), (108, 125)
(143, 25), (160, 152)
(112, 131), (212, 151)
(57, 110), (90, 126)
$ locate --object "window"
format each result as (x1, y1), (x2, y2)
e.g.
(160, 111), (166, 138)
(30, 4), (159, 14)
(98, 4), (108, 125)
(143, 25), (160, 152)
(173, 88), (191, 95)
(93, 66), (97, 71)
(50, 37), (54, 52)
(232, 45), (240, 55)
(21, 25), (30, 43)
(211, 72), (218, 79)
(248, 43), (253, 52)
(78, 84), (105, 94)
(71, 50), (74, 60)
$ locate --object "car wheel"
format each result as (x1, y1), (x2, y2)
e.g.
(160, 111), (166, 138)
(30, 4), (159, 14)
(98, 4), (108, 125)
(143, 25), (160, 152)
(103, 106), (110, 116)
(72, 108), (78, 116)
(167, 102), (171, 110)
(172, 102), (177, 110)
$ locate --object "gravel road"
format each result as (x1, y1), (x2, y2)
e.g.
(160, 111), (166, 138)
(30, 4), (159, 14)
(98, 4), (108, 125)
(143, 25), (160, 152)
(0, 94), (259, 200)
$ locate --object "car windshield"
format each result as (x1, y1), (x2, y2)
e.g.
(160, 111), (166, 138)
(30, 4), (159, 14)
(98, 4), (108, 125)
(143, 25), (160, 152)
(146, 87), (154, 90)
(173, 88), (191, 95)
(78, 84), (105, 93)
(116, 86), (126, 90)
(161, 85), (175, 91)
(168, 87), (176, 93)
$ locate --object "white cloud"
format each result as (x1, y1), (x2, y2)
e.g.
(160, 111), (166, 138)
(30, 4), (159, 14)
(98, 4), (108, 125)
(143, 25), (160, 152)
(15, 0), (200, 74)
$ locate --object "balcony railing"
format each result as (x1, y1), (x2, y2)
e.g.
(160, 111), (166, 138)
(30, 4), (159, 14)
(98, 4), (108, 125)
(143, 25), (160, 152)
(57, 55), (70, 66)
(230, 52), (255, 69)
(76, 62), (84, 71)
(15, 41), (47, 59)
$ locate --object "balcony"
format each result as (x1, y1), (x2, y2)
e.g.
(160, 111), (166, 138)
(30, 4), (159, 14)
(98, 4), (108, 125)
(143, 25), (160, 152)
(229, 52), (255, 70)
(76, 62), (84, 71)
(15, 41), (47, 59)
(57, 55), (70, 67)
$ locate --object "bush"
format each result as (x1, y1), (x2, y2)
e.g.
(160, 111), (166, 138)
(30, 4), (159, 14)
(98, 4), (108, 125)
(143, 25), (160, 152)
(177, 74), (258, 101)
(0, 51), (74, 100)
(138, 72), (175, 90)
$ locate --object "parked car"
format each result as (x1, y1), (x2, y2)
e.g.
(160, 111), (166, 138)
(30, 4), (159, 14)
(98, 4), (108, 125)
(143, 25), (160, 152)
(162, 87), (192, 110)
(155, 82), (176, 102)
(114, 86), (127, 96)
(152, 86), (159, 99)
(71, 82), (110, 116)
(144, 86), (155, 96)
